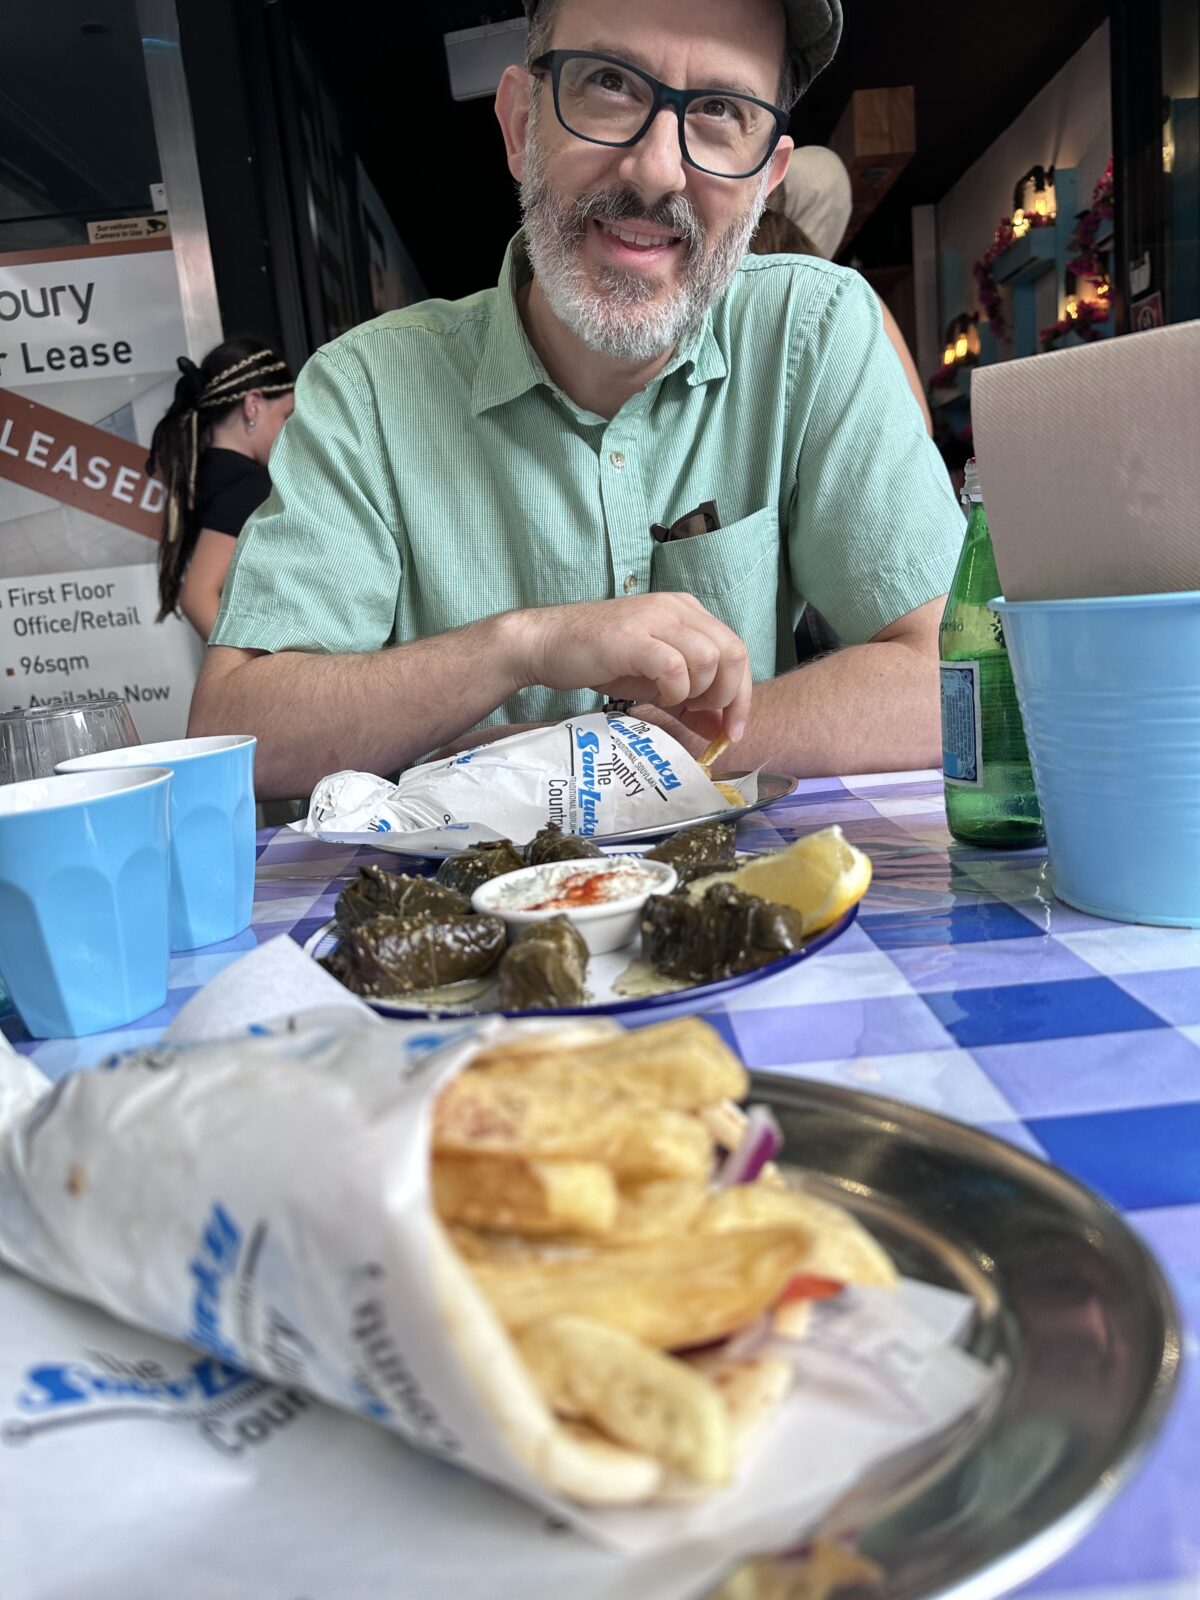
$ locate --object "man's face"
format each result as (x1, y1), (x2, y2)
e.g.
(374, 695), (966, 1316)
(510, 0), (793, 362)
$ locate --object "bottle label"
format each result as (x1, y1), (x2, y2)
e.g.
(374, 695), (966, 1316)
(940, 661), (983, 786)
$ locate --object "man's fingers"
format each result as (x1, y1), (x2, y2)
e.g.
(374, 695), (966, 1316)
(532, 596), (751, 728)
(681, 635), (750, 718)
(723, 662), (753, 742)
(637, 638), (694, 709)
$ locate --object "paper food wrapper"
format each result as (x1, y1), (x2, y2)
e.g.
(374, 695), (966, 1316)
(972, 319), (1200, 602)
(0, 940), (993, 1591)
(302, 713), (753, 852)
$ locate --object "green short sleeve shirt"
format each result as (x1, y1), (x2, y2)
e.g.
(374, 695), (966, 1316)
(212, 234), (963, 726)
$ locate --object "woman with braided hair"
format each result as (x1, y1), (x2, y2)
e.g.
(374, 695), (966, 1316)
(148, 336), (294, 640)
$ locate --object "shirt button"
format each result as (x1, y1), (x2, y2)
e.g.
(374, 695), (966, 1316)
(608, 450), (626, 470)
(623, 573), (639, 594)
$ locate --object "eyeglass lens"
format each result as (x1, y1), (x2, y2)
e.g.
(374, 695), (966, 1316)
(555, 56), (777, 178)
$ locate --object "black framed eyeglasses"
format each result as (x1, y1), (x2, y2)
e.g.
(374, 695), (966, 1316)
(531, 51), (788, 180)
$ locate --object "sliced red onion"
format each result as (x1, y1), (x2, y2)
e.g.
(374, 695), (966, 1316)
(714, 1104), (784, 1188)
(672, 1312), (772, 1361)
(718, 1312), (774, 1364)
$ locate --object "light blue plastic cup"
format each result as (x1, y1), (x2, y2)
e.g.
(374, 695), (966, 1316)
(0, 768), (172, 1037)
(993, 591), (1200, 927)
(58, 735), (256, 951)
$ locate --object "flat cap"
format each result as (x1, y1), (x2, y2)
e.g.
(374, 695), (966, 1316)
(521, 0), (843, 101)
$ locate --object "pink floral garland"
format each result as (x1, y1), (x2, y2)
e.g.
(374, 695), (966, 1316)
(1037, 296), (1110, 351)
(1038, 160), (1115, 351)
(970, 159), (1115, 348)
(972, 214), (1054, 342)
(1066, 158), (1115, 281)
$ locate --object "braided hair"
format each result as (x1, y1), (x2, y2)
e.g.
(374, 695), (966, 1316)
(148, 336), (294, 622)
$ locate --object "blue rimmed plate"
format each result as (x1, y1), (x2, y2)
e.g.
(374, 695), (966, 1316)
(302, 903), (858, 1021)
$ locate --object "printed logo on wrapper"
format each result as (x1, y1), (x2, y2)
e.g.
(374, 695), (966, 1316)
(608, 720), (683, 794)
(572, 725), (608, 836)
(348, 1265), (462, 1453)
(187, 1201), (244, 1363)
(4, 1345), (314, 1459)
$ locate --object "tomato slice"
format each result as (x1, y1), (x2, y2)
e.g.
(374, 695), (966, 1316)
(778, 1273), (843, 1304)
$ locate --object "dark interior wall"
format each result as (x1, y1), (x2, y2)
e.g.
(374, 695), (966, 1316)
(176, 0), (316, 371)
(285, 0), (1111, 304)
(287, 3), (524, 304)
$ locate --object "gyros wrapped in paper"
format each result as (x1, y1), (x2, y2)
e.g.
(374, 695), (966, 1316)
(0, 1004), (987, 1547)
(303, 713), (754, 853)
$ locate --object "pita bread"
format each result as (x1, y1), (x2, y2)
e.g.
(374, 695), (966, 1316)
(659, 1354), (794, 1502)
(431, 1220), (664, 1504)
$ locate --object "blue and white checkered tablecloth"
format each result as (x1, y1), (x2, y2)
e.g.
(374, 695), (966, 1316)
(4, 769), (1198, 1600)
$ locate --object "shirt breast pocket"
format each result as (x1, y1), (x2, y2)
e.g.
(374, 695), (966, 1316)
(648, 506), (782, 682)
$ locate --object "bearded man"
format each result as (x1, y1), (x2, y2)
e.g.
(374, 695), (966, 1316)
(190, 0), (963, 799)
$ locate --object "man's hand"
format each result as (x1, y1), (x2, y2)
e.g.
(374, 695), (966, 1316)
(505, 594), (752, 741)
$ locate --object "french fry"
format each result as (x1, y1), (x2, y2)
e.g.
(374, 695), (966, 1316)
(445, 1178), (708, 1251)
(698, 733), (731, 773)
(467, 1227), (812, 1349)
(444, 1225), (546, 1264)
(433, 1076), (713, 1181)
(605, 1177), (709, 1244)
(700, 1184), (896, 1289)
(518, 1315), (732, 1485)
(432, 1155), (618, 1236)
(469, 1017), (748, 1110)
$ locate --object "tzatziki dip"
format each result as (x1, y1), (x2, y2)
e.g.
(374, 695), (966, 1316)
(484, 856), (669, 913)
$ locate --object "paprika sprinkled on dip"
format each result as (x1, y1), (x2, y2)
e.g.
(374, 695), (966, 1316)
(472, 855), (677, 954)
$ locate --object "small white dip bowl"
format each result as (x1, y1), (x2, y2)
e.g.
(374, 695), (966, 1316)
(471, 855), (678, 954)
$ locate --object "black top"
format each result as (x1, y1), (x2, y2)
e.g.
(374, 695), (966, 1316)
(194, 447), (271, 537)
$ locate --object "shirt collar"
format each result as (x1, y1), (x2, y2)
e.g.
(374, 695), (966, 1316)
(471, 235), (545, 416)
(471, 232), (727, 417)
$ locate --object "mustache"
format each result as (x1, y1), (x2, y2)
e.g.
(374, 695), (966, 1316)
(559, 186), (705, 260)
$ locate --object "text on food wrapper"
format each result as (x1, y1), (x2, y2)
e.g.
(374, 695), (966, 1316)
(17, 1350), (250, 1414)
(350, 1291), (460, 1454)
(188, 1202), (243, 1363)
(610, 719), (683, 792)
(6, 1347), (314, 1458)
(572, 726), (607, 836)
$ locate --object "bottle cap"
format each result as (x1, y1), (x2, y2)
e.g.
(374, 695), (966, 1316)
(962, 457), (983, 505)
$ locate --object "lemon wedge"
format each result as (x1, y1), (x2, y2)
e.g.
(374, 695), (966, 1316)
(691, 825), (872, 936)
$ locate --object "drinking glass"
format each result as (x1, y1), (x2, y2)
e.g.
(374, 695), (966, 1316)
(0, 698), (140, 785)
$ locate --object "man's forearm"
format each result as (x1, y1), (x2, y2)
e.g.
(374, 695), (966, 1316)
(188, 615), (526, 799)
(742, 639), (941, 774)
(190, 591), (758, 799)
(641, 637), (942, 778)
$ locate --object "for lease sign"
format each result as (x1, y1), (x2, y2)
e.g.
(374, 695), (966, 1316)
(0, 240), (183, 388)
(0, 386), (164, 540)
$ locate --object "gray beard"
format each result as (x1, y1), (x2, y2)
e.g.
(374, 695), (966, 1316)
(520, 102), (770, 363)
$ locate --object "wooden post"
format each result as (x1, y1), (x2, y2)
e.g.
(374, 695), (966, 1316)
(829, 87), (916, 250)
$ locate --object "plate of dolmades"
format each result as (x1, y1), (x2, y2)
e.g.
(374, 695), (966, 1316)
(304, 820), (867, 1020)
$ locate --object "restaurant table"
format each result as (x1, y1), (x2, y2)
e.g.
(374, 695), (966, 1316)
(3, 767), (1197, 1600)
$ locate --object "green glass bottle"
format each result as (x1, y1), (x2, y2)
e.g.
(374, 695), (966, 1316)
(939, 459), (1044, 848)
